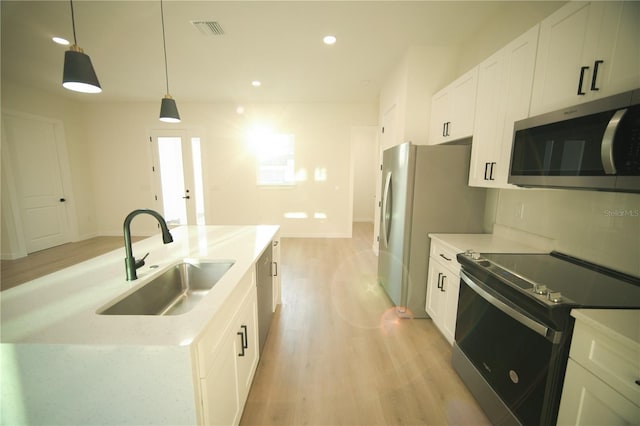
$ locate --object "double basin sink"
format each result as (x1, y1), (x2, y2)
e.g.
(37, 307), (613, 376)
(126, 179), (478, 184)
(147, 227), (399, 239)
(98, 260), (234, 316)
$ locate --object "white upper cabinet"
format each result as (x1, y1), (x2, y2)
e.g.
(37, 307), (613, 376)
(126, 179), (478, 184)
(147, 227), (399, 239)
(530, 1), (640, 116)
(469, 25), (539, 188)
(429, 67), (479, 145)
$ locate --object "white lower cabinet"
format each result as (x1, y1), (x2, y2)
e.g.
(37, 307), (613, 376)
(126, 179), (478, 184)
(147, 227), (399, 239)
(558, 311), (640, 425)
(197, 271), (260, 426)
(559, 360), (639, 425)
(425, 239), (461, 345)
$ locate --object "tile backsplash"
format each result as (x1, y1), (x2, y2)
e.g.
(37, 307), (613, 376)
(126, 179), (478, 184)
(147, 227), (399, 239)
(490, 188), (640, 277)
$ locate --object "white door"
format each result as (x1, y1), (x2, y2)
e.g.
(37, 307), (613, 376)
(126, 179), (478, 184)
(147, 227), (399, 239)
(150, 131), (205, 226)
(2, 113), (71, 253)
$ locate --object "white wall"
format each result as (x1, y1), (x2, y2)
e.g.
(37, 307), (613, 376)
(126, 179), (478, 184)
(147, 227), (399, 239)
(351, 126), (377, 223)
(2, 81), (377, 242)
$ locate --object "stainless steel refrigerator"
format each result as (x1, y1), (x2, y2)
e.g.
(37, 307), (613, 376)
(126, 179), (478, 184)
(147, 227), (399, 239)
(377, 142), (486, 318)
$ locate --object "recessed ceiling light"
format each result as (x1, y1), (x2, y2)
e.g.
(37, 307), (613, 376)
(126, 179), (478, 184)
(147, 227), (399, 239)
(323, 35), (337, 45)
(236, 106), (245, 114)
(52, 36), (70, 45)
(251, 80), (261, 87)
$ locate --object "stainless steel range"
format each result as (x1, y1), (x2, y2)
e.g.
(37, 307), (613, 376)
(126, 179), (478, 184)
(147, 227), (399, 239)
(453, 251), (640, 426)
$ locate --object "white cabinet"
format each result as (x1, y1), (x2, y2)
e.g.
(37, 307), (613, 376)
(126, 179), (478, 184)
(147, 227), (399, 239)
(558, 310), (640, 425)
(469, 25), (539, 188)
(425, 238), (461, 344)
(530, 1), (640, 116)
(197, 270), (260, 426)
(429, 67), (479, 145)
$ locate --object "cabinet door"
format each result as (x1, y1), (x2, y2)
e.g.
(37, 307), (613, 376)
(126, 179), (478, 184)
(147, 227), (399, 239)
(469, 49), (505, 187)
(425, 259), (445, 320)
(429, 88), (450, 145)
(200, 343), (241, 426)
(449, 67), (478, 141)
(530, 2), (598, 115)
(558, 360), (640, 425)
(496, 25), (539, 186)
(470, 25), (538, 188)
(235, 291), (259, 406)
(440, 272), (460, 345)
(590, 1), (640, 99)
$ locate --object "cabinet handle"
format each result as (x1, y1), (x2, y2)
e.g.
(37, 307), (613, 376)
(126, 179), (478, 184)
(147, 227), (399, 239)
(437, 273), (443, 289)
(484, 162), (490, 180)
(577, 66), (589, 95)
(272, 261), (278, 277)
(440, 275), (447, 292)
(489, 162), (496, 181)
(591, 60), (603, 91)
(442, 122), (447, 137)
(237, 331), (246, 357)
(439, 253), (452, 262)
(446, 122), (451, 137)
(241, 325), (248, 350)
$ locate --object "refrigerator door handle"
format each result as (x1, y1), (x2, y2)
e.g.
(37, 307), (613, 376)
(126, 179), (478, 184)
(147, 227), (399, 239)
(381, 171), (393, 248)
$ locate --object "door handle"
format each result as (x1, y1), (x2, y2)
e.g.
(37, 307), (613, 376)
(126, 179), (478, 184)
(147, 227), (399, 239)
(577, 66), (589, 95)
(182, 195), (190, 199)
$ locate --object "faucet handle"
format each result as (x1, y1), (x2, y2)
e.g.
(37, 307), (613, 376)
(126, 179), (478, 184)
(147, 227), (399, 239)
(135, 252), (150, 269)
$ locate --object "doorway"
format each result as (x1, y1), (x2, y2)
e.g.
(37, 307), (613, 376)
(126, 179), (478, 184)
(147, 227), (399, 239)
(150, 130), (205, 226)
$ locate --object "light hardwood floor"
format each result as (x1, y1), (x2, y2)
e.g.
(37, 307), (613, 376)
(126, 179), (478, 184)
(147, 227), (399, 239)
(1, 224), (490, 425)
(0, 236), (142, 291)
(241, 222), (490, 425)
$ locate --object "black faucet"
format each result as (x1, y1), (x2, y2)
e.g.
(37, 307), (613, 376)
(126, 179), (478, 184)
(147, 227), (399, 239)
(123, 209), (174, 281)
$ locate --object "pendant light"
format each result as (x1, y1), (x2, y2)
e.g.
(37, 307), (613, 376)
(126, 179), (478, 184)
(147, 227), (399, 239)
(159, 0), (181, 123)
(62, 0), (101, 93)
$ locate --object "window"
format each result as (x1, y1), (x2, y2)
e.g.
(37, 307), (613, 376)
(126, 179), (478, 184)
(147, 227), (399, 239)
(256, 133), (295, 186)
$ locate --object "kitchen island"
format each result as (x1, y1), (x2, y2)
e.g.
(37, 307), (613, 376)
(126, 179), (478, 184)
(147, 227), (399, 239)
(1, 225), (280, 425)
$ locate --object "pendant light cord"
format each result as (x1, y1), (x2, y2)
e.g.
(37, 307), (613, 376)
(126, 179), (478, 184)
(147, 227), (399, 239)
(69, 0), (78, 45)
(160, 0), (170, 94)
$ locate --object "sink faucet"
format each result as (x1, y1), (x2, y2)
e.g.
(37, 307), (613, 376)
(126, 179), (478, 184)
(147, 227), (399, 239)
(123, 209), (174, 281)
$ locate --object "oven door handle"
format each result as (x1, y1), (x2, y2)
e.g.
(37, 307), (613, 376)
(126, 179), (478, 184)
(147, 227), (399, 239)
(460, 271), (562, 344)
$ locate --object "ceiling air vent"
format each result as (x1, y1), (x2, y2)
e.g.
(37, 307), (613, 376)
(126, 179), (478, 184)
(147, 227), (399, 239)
(191, 21), (225, 36)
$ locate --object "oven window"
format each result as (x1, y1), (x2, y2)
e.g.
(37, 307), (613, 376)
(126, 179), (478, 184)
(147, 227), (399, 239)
(456, 280), (552, 425)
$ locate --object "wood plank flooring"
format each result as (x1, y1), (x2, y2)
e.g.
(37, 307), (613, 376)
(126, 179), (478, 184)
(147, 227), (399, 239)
(241, 222), (490, 425)
(0, 236), (142, 291)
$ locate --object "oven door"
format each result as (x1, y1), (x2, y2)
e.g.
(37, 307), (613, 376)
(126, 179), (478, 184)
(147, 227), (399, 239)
(454, 270), (566, 425)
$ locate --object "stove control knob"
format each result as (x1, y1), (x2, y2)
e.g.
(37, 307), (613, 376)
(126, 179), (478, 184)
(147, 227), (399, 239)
(471, 252), (481, 260)
(533, 284), (547, 295)
(548, 291), (562, 303)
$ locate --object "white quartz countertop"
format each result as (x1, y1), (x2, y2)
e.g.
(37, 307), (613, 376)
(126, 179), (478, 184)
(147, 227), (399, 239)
(428, 232), (551, 255)
(571, 309), (640, 347)
(0, 225), (279, 346)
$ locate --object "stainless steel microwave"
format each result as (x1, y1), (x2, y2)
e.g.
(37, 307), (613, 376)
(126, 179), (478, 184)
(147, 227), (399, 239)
(509, 89), (640, 193)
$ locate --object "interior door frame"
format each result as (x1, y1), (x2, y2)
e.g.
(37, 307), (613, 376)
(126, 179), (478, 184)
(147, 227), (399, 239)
(1, 110), (79, 259)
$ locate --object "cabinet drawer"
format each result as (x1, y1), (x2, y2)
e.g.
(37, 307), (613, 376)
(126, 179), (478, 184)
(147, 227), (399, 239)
(429, 239), (460, 272)
(570, 319), (640, 405)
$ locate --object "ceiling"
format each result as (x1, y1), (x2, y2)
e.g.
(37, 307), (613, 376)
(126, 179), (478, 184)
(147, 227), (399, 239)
(2, 1), (561, 104)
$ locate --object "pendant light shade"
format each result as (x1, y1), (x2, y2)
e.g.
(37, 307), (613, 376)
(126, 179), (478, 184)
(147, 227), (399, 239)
(62, 0), (101, 94)
(158, 0), (180, 123)
(63, 46), (101, 93)
(160, 95), (181, 123)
